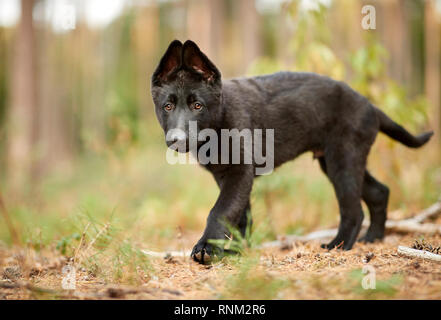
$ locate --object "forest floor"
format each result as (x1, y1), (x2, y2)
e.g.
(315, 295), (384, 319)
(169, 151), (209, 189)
(1, 231), (441, 300)
(2, 144), (439, 300)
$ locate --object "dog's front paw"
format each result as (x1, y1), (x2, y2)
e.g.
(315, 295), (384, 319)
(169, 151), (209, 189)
(191, 239), (223, 264)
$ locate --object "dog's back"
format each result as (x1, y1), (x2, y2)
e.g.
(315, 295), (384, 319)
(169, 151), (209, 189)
(221, 71), (378, 167)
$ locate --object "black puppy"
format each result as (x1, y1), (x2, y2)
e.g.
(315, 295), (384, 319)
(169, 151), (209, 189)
(151, 40), (433, 264)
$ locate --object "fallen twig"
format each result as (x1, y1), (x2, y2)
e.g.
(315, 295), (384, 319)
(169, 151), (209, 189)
(411, 202), (441, 223)
(397, 246), (441, 262)
(141, 249), (191, 258)
(260, 228), (340, 248)
(385, 220), (441, 234)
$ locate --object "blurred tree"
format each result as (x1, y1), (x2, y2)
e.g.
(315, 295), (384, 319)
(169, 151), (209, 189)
(7, 0), (38, 191)
(186, 0), (211, 55)
(404, 0), (425, 96)
(381, 0), (411, 86)
(209, 0), (226, 65)
(238, 0), (261, 74)
(186, 0), (225, 67)
(106, 11), (139, 149)
(133, 1), (159, 121)
(0, 28), (7, 175)
(36, 15), (75, 179)
(424, 0), (441, 152)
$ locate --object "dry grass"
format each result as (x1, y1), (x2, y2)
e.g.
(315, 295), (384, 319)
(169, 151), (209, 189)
(1, 231), (441, 300)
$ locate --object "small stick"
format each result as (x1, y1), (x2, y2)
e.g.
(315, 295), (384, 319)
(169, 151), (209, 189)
(397, 246), (441, 262)
(260, 228), (340, 248)
(386, 220), (441, 234)
(410, 202), (441, 223)
(141, 249), (191, 258)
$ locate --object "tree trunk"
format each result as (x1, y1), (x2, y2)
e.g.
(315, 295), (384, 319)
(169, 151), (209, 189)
(36, 24), (74, 179)
(424, 0), (441, 154)
(7, 0), (37, 191)
(186, 0), (225, 65)
(239, 0), (261, 74)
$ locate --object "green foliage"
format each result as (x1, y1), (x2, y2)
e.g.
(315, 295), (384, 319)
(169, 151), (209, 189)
(249, 2), (344, 79)
(350, 38), (388, 84)
(56, 232), (81, 255)
(349, 35), (429, 132)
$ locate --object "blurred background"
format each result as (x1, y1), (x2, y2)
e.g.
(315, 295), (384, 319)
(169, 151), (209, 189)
(0, 0), (440, 254)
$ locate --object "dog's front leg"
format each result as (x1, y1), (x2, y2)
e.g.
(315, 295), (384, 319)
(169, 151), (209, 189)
(191, 165), (254, 264)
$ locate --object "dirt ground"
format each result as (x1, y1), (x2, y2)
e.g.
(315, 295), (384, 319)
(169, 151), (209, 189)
(1, 231), (441, 300)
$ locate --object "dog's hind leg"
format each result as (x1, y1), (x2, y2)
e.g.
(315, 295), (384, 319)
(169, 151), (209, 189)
(319, 159), (389, 243)
(318, 147), (366, 250)
(359, 171), (389, 243)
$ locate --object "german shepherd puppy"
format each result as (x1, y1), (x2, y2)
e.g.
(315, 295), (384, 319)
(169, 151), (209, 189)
(151, 40), (433, 264)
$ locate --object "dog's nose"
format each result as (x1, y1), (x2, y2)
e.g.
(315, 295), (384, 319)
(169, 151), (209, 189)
(168, 128), (187, 143)
(167, 129), (188, 151)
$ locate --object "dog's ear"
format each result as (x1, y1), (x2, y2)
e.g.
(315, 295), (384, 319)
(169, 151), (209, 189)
(182, 40), (221, 85)
(152, 40), (183, 86)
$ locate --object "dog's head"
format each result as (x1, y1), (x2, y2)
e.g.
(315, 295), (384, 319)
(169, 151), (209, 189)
(151, 40), (222, 153)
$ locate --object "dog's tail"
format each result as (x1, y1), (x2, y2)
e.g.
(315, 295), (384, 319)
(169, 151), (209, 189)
(375, 107), (434, 148)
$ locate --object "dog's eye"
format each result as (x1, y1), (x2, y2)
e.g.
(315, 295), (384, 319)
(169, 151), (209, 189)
(164, 103), (173, 111)
(194, 103), (203, 110)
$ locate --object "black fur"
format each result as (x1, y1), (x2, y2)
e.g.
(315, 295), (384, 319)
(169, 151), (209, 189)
(151, 40), (433, 264)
